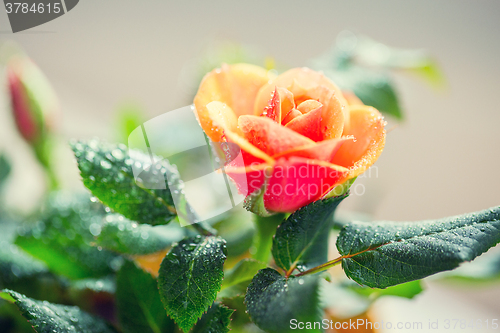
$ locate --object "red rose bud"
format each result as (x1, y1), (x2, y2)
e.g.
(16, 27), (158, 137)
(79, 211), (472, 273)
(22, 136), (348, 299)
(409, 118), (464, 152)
(7, 57), (59, 145)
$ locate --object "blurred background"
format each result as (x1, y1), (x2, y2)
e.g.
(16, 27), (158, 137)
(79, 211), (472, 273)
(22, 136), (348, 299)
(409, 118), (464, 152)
(0, 0), (499, 331)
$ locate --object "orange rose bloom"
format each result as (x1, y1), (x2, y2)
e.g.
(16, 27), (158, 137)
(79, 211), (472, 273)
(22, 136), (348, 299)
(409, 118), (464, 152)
(194, 64), (385, 213)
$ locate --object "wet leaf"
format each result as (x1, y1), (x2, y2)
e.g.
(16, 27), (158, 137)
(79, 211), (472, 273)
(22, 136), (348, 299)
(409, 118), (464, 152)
(0, 243), (65, 303)
(96, 214), (184, 255)
(158, 236), (227, 333)
(337, 206), (500, 288)
(245, 268), (320, 333)
(116, 261), (174, 333)
(71, 139), (189, 226)
(272, 193), (348, 273)
(191, 302), (233, 333)
(0, 289), (117, 333)
(15, 193), (117, 279)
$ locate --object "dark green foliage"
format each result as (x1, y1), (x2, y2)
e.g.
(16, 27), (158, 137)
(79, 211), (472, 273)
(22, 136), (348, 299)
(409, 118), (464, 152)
(71, 139), (186, 225)
(245, 268), (321, 333)
(116, 261), (174, 333)
(337, 206), (500, 288)
(65, 277), (116, 323)
(15, 193), (117, 279)
(0, 245), (49, 286)
(191, 303), (234, 333)
(0, 244), (65, 303)
(158, 236), (227, 333)
(0, 290), (117, 333)
(272, 194), (348, 273)
(96, 214), (184, 255)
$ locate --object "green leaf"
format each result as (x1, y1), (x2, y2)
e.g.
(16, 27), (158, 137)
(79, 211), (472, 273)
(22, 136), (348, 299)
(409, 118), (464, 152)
(352, 35), (446, 89)
(245, 268), (321, 333)
(65, 277), (115, 322)
(337, 206), (500, 288)
(192, 302), (234, 333)
(0, 289), (117, 333)
(116, 261), (175, 333)
(15, 193), (117, 279)
(0, 243), (66, 303)
(272, 193), (348, 274)
(158, 235), (227, 333)
(0, 154), (11, 189)
(0, 244), (49, 286)
(222, 259), (266, 290)
(69, 277), (115, 295)
(438, 250), (500, 282)
(96, 214), (184, 255)
(71, 139), (186, 225)
(405, 60), (446, 90)
(348, 280), (423, 299)
(331, 67), (403, 119)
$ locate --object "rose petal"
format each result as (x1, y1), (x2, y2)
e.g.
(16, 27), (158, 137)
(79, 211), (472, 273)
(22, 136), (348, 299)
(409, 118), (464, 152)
(284, 90), (344, 141)
(331, 105), (386, 179)
(277, 87), (295, 122)
(205, 102), (274, 167)
(285, 103), (323, 141)
(282, 108), (302, 125)
(272, 137), (353, 163)
(224, 130), (275, 166)
(225, 163), (271, 196)
(260, 87), (296, 124)
(296, 99), (322, 114)
(206, 101), (239, 135)
(263, 157), (346, 212)
(262, 87), (281, 122)
(254, 67), (349, 126)
(194, 63), (274, 141)
(343, 90), (364, 106)
(239, 115), (315, 157)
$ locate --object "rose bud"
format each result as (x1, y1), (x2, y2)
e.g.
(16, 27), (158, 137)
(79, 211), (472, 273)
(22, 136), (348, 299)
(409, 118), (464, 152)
(194, 64), (385, 214)
(7, 57), (59, 145)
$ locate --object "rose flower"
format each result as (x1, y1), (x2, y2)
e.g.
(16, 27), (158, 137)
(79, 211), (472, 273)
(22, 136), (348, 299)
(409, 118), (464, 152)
(194, 64), (385, 213)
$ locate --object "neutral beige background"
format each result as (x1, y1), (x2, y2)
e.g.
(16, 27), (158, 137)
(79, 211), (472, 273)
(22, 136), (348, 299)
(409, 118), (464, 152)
(0, 0), (499, 330)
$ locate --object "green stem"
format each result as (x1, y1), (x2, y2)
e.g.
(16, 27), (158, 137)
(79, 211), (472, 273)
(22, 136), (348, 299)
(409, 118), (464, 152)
(251, 213), (285, 263)
(295, 256), (343, 277)
(33, 137), (59, 191)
